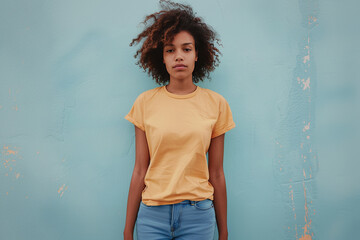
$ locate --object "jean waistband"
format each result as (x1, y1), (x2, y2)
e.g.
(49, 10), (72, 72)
(178, 200), (196, 205)
(176, 199), (211, 205)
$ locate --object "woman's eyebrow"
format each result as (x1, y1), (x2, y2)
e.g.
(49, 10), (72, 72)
(164, 43), (193, 47)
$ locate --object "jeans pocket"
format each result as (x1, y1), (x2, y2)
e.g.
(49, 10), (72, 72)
(194, 199), (214, 210)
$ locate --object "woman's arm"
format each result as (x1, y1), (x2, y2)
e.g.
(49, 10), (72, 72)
(123, 126), (150, 239)
(208, 133), (229, 240)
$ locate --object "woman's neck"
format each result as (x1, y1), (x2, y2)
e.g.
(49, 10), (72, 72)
(165, 80), (197, 95)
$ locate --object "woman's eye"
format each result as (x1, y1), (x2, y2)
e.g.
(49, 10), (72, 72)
(166, 49), (191, 53)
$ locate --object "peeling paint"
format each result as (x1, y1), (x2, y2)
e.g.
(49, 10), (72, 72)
(299, 182), (312, 240)
(297, 77), (311, 90)
(58, 184), (68, 198)
(1, 146), (21, 180)
(273, 0), (319, 238)
(303, 122), (310, 132)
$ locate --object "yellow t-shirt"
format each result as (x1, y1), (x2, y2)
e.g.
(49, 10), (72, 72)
(124, 85), (236, 206)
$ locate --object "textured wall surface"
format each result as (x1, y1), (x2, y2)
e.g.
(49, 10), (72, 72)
(1, 0), (359, 239)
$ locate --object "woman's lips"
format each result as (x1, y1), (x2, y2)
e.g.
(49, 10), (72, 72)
(173, 65), (187, 70)
(174, 66), (187, 70)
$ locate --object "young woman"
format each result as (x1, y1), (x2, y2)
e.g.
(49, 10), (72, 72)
(123, 1), (235, 239)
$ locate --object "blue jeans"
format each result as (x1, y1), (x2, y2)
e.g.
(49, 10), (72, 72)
(136, 199), (216, 240)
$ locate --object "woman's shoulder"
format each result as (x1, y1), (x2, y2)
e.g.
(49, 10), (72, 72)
(136, 86), (163, 100)
(199, 86), (227, 102)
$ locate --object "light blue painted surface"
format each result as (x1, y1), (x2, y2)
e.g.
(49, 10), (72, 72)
(0, 0), (359, 239)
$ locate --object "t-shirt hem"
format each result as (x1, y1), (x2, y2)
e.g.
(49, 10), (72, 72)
(211, 122), (236, 138)
(142, 195), (214, 206)
(124, 115), (145, 131)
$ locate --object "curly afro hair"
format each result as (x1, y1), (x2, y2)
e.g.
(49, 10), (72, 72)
(129, 0), (223, 85)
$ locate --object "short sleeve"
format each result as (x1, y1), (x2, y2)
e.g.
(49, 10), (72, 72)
(211, 96), (236, 138)
(124, 93), (145, 131)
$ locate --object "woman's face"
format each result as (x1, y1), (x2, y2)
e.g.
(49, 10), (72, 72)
(163, 31), (198, 82)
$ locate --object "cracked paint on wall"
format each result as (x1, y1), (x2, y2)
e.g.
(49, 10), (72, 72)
(273, 0), (319, 239)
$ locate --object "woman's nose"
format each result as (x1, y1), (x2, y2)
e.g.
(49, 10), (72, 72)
(175, 50), (184, 61)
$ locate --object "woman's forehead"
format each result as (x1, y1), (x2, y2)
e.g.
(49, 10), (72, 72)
(164, 31), (195, 45)
(164, 42), (194, 47)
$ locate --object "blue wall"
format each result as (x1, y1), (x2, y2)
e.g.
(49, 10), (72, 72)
(1, 0), (359, 239)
